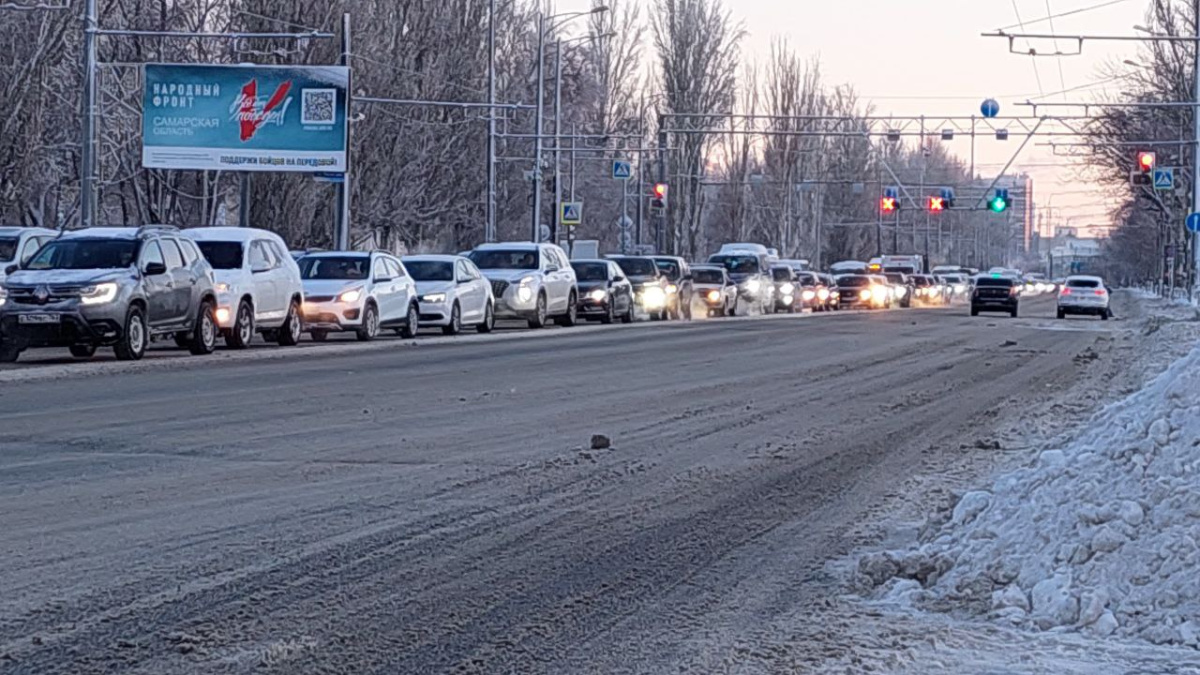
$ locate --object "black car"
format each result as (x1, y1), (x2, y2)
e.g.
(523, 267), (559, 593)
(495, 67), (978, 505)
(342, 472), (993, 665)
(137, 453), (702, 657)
(650, 255), (694, 320)
(770, 265), (801, 313)
(571, 259), (634, 324)
(883, 272), (914, 308)
(971, 275), (1019, 317)
(707, 251), (774, 313)
(611, 255), (670, 320)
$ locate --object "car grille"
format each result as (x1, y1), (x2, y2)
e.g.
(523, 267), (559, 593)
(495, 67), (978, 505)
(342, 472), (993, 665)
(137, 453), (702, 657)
(5, 284), (84, 305)
(491, 280), (510, 297)
(976, 288), (1011, 299)
(305, 295), (336, 303)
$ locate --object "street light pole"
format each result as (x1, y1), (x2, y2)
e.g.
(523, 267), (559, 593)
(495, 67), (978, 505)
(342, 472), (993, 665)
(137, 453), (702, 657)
(530, 11), (546, 243)
(1192, 0), (1200, 297)
(486, 0), (497, 243)
(553, 39), (563, 246)
(80, 0), (98, 228)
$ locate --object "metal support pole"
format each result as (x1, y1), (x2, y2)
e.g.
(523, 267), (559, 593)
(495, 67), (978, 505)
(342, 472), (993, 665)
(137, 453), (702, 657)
(569, 123), (577, 200)
(636, 115), (645, 248)
(1192, 0), (1200, 297)
(486, 0), (497, 243)
(553, 40), (563, 246)
(335, 13), (352, 250)
(238, 173), (251, 227)
(80, 0), (98, 228)
(531, 13), (546, 243)
(875, 164), (883, 257)
(656, 127), (667, 254)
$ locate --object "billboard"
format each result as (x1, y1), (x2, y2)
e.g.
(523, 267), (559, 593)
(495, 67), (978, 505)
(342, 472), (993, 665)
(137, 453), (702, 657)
(142, 63), (349, 173)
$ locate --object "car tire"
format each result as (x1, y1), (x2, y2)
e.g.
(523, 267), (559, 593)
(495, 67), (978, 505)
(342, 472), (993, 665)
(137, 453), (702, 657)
(187, 301), (218, 355)
(1101, 310), (1110, 321)
(558, 293), (579, 327)
(477, 302), (496, 333)
(0, 342), (21, 363)
(1010, 307), (1019, 319)
(225, 300), (254, 349)
(600, 301), (615, 325)
(400, 303), (420, 339)
(443, 302), (462, 336)
(970, 306), (979, 317)
(356, 302), (379, 342)
(528, 293), (548, 329)
(277, 300), (302, 346)
(1057, 309), (1066, 320)
(69, 344), (97, 359)
(310, 329), (329, 343)
(114, 306), (148, 361)
(621, 301), (635, 324)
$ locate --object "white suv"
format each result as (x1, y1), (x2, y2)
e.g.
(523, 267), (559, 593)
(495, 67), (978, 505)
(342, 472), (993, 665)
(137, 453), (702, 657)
(298, 251), (419, 341)
(1057, 275), (1111, 320)
(184, 227), (304, 347)
(468, 242), (578, 328)
(0, 226), (59, 284)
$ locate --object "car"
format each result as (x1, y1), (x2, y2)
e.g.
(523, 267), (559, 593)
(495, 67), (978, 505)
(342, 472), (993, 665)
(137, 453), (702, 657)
(650, 255), (694, 320)
(184, 227), (304, 348)
(691, 264), (738, 317)
(403, 255), (496, 334)
(938, 274), (970, 301)
(777, 258), (811, 273)
(868, 275), (895, 308)
(971, 274), (1020, 317)
(1057, 275), (1111, 320)
(298, 251), (419, 341)
(830, 260), (868, 276)
(0, 225), (219, 362)
(792, 272), (822, 310)
(708, 249), (774, 313)
(0, 226), (59, 283)
(837, 274), (889, 310)
(910, 274), (946, 305)
(882, 272), (914, 308)
(570, 259), (634, 324)
(815, 273), (840, 310)
(469, 242), (578, 329)
(612, 255), (670, 320)
(769, 265), (801, 313)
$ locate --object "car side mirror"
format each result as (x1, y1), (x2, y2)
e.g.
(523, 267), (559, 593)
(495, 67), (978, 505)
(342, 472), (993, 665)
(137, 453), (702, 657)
(545, 266), (559, 274)
(4, 264), (17, 275)
(144, 261), (167, 276)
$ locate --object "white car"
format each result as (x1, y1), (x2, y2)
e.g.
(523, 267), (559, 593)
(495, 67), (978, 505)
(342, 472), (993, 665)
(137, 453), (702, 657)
(0, 226), (59, 283)
(1057, 275), (1111, 320)
(402, 254), (495, 335)
(184, 227), (304, 348)
(298, 251), (419, 341)
(468, 242), (578, 328)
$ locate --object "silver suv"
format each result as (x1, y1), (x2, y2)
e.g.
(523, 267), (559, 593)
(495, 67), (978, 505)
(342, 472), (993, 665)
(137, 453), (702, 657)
(0, 226), (219, 362)
(468, 242), (578, 328)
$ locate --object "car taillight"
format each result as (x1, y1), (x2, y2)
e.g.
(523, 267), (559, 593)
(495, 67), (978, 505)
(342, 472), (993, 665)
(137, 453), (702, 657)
(1061, 288), (1072, 295)
(1095, 289), (1106, 296)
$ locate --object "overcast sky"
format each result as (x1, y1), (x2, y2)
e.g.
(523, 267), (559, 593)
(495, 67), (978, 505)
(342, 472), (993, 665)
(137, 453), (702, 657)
(559, 0), (1150, 237)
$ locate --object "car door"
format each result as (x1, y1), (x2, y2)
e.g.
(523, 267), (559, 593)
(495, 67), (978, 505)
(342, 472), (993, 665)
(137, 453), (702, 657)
(464, 260), (491, 318)
(386, 258), (413, 319)
(551, 247), (572, 311)
(609, 262), (630, 314)
(454, 260), (480, 322)
(267, 239), (299, 311)
(159, 238), (193, 322)
(138, 240), (174, 325)
(370, 256), (399, 322)
(248, 240), (282, 320)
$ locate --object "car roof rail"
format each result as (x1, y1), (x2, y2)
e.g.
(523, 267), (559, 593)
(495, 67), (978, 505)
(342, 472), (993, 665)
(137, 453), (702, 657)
(136, 224), (179, 235)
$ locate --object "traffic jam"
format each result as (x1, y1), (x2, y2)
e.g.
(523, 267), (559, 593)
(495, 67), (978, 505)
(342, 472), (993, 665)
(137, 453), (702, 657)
(0, 225), (1108, 364)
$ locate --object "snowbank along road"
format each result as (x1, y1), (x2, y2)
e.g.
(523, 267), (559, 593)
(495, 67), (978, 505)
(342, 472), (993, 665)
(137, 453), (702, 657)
(0, 294), (1167, 673)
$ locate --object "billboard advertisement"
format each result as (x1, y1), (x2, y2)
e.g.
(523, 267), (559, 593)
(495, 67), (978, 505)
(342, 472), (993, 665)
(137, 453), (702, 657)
(142, 63), (349, 173)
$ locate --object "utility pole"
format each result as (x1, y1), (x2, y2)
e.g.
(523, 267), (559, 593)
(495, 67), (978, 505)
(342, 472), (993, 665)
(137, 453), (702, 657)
(486, 0), (497, 243)
(636, 114), (645, 249)
(238, 174), (251, 227)
(656, 127), (667, 254)
(553, 40), (563, 246)
(530, 12), (546, 243)
(1192, 0), (1200, 298)
(80, 0), (98, 228)
(335, 13), (352, 250)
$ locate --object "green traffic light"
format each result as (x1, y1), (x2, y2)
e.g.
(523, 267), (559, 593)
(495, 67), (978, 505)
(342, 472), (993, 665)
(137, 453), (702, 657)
(988, 197), (1009, 213)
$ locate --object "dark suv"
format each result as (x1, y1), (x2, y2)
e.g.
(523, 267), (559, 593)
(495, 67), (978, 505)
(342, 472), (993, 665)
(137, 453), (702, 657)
(0, 226), (219, 362)
(970, 275), (1020, 318)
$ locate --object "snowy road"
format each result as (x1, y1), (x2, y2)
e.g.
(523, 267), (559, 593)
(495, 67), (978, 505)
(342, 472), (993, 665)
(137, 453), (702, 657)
(0, 297), (1121, 673)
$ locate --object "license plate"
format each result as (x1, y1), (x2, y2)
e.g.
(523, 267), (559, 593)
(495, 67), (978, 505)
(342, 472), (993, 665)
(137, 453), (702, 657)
(18, 313), (61, 324)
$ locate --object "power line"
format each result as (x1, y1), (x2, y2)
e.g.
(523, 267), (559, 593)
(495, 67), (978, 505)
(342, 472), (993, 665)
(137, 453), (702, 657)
(1044, 0), (1070, 98)
(994, 0), (1135, 32)
(1012, 0), (1046, 98)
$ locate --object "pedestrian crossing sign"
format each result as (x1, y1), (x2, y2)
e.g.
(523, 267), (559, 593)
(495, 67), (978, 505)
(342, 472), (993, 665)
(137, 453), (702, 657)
(612, 161), (632, 180)
(560, 202), (583, 226)
(1154, 168), (1175, 191)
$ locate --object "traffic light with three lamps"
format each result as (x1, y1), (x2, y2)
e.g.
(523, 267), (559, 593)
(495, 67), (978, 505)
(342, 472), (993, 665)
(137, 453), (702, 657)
(651, 183), (669, 211)
(880, 186), (900, 214)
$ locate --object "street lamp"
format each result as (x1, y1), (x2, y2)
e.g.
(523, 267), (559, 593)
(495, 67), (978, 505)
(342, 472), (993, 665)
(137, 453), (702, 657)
(530, 6), (608, 242)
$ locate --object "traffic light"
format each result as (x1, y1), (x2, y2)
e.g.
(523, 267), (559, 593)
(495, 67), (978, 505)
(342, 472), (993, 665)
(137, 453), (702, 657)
(880, 186), (900, 213)
(927, 196), (945, 212)
(1138, 151), (1156, 173)
(988, 188), (1010, 213)
(651, 183), (668, 210)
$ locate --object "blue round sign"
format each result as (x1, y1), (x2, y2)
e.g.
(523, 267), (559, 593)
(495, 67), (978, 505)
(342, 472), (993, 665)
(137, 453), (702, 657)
(981, 98), (1000, 119)
(1187, 213), (1200, 233)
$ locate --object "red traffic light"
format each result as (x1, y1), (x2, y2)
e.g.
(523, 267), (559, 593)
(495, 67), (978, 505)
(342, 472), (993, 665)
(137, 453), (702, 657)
(880, 197), (898, 213)
(653, 183), (668, 199)
(1138, 151), (1156, 172)
(928, 196), (945, 212)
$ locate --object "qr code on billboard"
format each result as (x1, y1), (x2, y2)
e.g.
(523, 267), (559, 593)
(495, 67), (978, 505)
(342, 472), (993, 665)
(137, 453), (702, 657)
(302, 89), (336, 125)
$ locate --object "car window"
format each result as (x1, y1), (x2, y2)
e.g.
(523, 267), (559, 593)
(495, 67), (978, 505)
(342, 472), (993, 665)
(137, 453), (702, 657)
(1066, 278), (1101, 289)
(771, 268), (792, 282)
(161, 238), (185, 270)
(469, 249), (539, 270)
(386, 259), (405, 279)
(249, 241), (274, 270)
(19, 237), (43, 264)
(975, 277), (1014, 288)
(373, 258), (390, 280)
(299, 256), (368, 280)
(572, 262), (609, 282)
(177, 238), (198, 265)
(609, 263), (625, 280)
(692, 268), (725, 284)
(464, 261), (482, 280)
(141, 240), (165, 269)
(267, 240), (290, 266)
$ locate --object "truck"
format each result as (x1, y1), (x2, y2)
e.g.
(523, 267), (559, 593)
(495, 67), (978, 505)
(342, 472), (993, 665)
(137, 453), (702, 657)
(881, 254), (924, 275)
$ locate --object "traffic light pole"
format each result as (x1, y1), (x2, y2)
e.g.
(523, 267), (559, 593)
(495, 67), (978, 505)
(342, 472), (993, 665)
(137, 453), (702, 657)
(1193, 0), (1200, 298)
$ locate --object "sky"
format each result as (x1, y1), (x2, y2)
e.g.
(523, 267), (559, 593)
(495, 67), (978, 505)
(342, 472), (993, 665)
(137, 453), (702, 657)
(559, 0), (1151, 238)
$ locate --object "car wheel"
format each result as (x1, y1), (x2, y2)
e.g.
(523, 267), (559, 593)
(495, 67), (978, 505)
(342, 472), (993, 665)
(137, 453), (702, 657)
(310, 329), (329, 343)
(114, 306), (148, 361)
(1101, 310), (1110, 321)
(400, 303), (420, 339)
(558, 293), (578, 327)
(443, 302), (462, 336)
(69, 344), (97, 359)
(188, 301), (218, 355)
(356, 302), (379, 342)
(277, 300), (302, 346)
(527, 293), (547, 329)
(1010, 307), (1019, 319)
(970, 306), (979, 317)
(225, 300), (254, 349)
(477, 302), (496, 333)
(600, 301), (615, 325)
(621, 300), (635, 324)
(1057, 309), (1065, 320)
(0, 342), (21, 363)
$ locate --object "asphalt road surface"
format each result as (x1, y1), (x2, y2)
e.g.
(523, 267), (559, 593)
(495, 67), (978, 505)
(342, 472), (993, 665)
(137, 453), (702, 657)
(0, 297), (1114, 674)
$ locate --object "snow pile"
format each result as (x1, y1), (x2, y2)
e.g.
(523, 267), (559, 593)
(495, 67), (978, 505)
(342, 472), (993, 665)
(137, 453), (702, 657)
(858, 343), (1200, 647)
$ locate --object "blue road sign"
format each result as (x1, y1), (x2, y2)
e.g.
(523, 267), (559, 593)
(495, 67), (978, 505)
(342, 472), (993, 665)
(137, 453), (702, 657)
(560, 202), (583, 226)
(1187, 213), (1200, 233)
(980, 98), (1000, 119)
(612, 160), (632, 180)
(1154, 168), (1175, 191)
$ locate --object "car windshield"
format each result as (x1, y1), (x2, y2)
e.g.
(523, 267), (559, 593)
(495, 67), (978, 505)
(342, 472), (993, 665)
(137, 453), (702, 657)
(653, 259), (682, 278)
(572, 262), (609, 282)
(838, 275), (870, 287)
(25, 239), (137, 270)
(710, 255), (760, 274)
(1067, 278), (1101, 289)
(884, 273), (905, 283)
(0, 237), (18, 262)
(196, 241), (244, 270)
(976, 277), (1014, 288)
(692, 268), (725, 284)
(406, 260), (455, 282)
(615, 258), (659, 277)
(797, 273), (818, 285)
(771, 268), (792, 281)
(299, 256), (370, 280)
(469, 249), (539, 270)
(912, 276), (932, 287)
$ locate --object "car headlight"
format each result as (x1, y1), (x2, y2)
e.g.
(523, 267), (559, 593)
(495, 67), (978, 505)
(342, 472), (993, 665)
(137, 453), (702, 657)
(215, 307), (232, 324)
(817, 288), (829, 301)
(781, 283), (796, 295)
(871, 286), (888, 301)
(215, 282), (231, 293)
(706, 290), (720, 302)
(896, 287), (908, 297)
(801, 290), (816, 301)
(745, 279), (761, 293)
(954, 284), (965, 294)
(421, 293), (446, 303)
(859, 289), (871, 300)
(666, 283), (678, 294)
(517, 286), (534, 302)
(80, 282), (119, 305)
(589, 288), (607, 302)
(339, 288), (363, 303)
(643, 286), (667, 307)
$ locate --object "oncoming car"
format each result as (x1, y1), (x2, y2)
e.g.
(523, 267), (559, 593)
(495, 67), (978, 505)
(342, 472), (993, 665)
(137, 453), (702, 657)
(570, 259), (634, 324)
(837, 274), (889, 310)
(299, 251), (420, 341)
(469, 243), (578, 329)
(0, 226), (58, 284)
(691, 264), (737, 317)
(403, 255), (496, 334)
(612, 256), (669, 320)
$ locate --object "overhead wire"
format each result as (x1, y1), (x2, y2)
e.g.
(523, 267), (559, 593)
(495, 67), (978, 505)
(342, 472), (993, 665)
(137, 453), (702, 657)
(994, 0), (1136, 32)
(1011, 0), (1046, 97)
